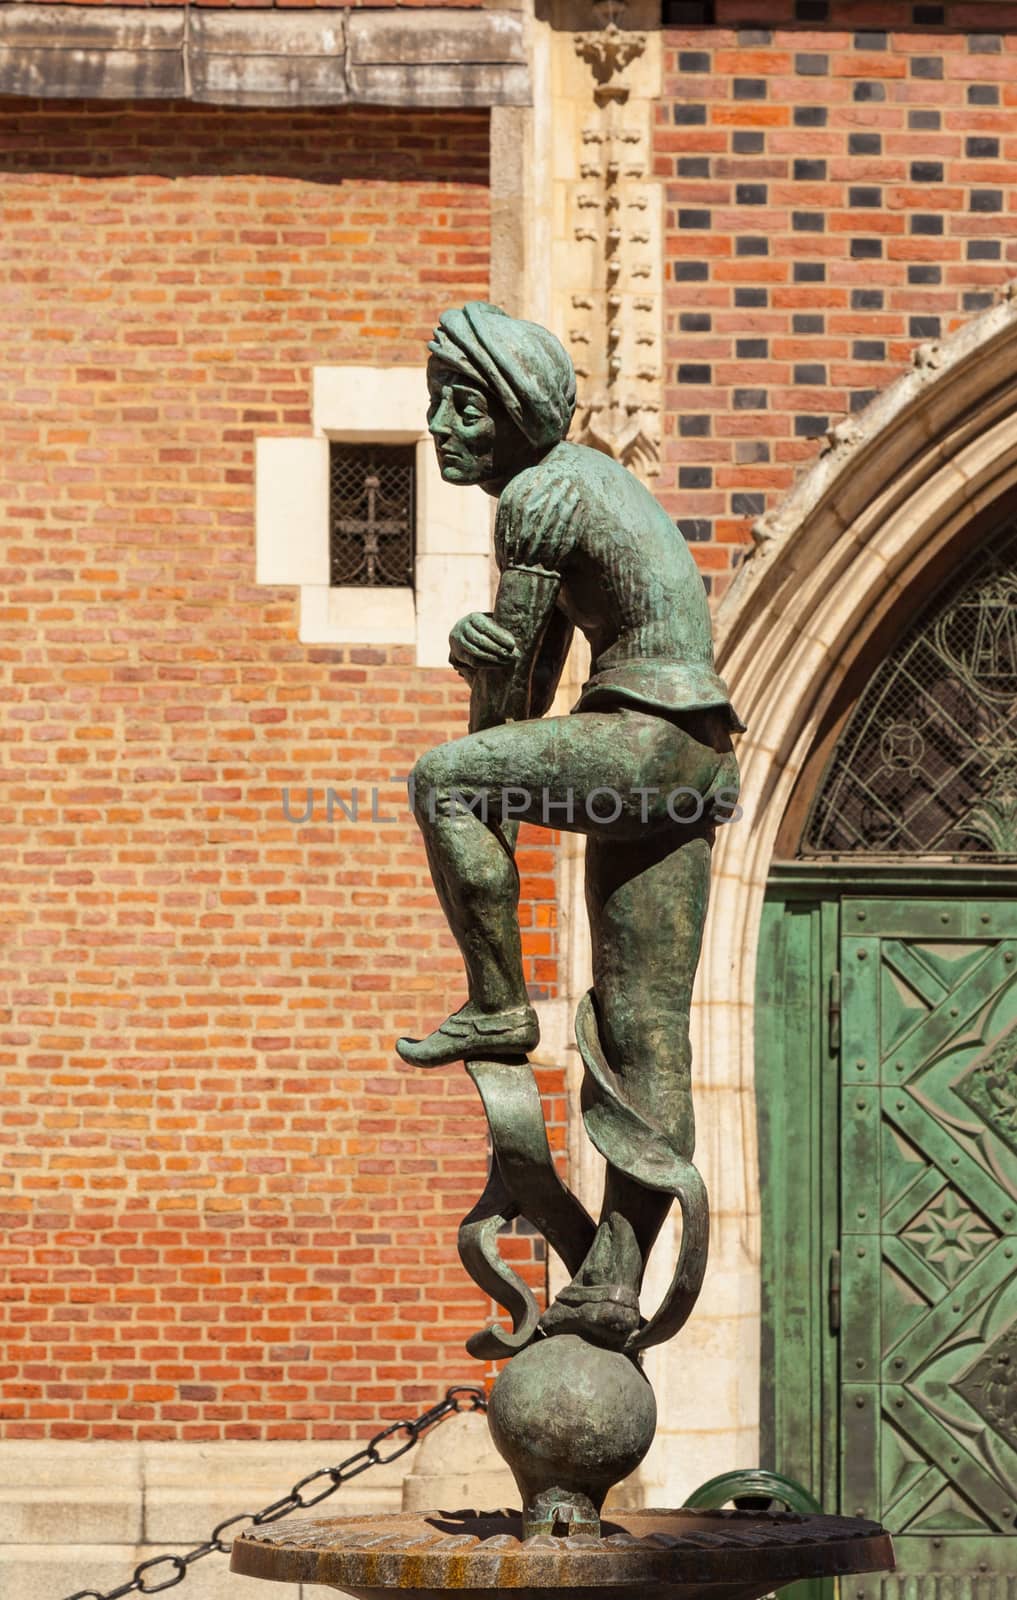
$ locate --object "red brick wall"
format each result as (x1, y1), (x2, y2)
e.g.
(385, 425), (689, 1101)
(0, 98), (556, 1442)
(656, 0), (1017, 596)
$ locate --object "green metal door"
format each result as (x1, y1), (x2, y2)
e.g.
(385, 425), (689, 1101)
(840, 897), (1017, 1594)
(759, 882), (1017, 1597)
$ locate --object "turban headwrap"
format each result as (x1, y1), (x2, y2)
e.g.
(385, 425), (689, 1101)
(428, 302), (577, 451)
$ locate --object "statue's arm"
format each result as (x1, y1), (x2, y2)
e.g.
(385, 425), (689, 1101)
(457, 474), (581, 732)
(467, 565), (562, 733)
(529, 606), (574, 719)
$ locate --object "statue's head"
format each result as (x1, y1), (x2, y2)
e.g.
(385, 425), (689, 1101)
(426, 302), (576, 493)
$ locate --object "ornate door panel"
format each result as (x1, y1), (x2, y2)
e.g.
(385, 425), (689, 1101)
(840, 897), (1017, 1595)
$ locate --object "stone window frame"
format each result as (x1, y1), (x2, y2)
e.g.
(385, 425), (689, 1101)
(255, 366), (492, 666)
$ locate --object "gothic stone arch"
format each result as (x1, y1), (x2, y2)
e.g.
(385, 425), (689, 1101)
(672, 287), (1017, 1488)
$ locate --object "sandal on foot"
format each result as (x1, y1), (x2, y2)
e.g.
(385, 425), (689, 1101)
(396, 1003), (539, 1068)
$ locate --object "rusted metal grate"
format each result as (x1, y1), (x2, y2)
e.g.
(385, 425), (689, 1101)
(804, 519), (1017, 857)
(329, 443), (415, 588)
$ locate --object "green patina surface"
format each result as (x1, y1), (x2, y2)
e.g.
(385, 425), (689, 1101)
(757, 877), (1017, 1591)
(393, 303), (741, 1533)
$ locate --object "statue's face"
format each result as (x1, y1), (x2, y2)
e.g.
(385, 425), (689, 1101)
(426, 359), (497, 485)
(426, 357), (537, 491)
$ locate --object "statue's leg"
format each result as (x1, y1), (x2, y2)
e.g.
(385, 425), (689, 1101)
(540, 708), (739, 1346)
(405, 734), (532, 1017)
(534, 826), (712, 1345)
(401, 711), (661, 1033)
(398, 709), (736, 1080)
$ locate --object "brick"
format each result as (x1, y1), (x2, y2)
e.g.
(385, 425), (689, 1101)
(0, 97), (567, 1444)
(655, 4), (1017, 583)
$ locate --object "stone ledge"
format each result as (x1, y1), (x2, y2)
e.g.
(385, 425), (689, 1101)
(0, 1420), (512, 1598)
(0, 1544), (308, 1600)
(0, 3), (529, 107)
(0, 1440), (407, 1549)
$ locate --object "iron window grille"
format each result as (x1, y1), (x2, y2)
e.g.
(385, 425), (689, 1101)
(804, 518), (1017, 857)
(329, 443), (416, 589)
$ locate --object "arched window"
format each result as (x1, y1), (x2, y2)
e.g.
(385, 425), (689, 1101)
(803, 518), (1017, 857)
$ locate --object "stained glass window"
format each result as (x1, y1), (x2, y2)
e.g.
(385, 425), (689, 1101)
(804, 519), (1017, 857)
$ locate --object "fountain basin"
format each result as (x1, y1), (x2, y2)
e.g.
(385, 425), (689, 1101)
(231, 1505), (893, 1600)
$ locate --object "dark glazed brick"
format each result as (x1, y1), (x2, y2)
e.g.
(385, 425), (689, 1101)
(736, 338), (768, 358)
(795, 415), (828, 437)
(794, 106), (828, 127)
(854, 82), (886, 102)
(909, 110), (940, 130)
(738, 29), (772, 45)
(734, 287), (768, 307)
(679, 52), (711, 72)
(851, 238), (883, 258)
(911, 57), (943, 79)
(734, 79), (767, 100)
(678, 364), (711, 383)
(968, 34), (1002, 52)
(735, 441), (771, 463)
(675, 262), (709, 281)
(680, 518), (712, 541)
(674, 104), (708, 125)
(795, 54), (829, 75)
(795, 0), (829, 18)
(678, 157), (711, 178)
(733, 389), (768, 409)
(732, 492), (766, 516)
(963, 292), (995, 312)
(908, 264), (941, 284)
(853, 31), (886, 49)
(736, 237), (769, 256)
(970, 190), (1003, 213)
(909, 316), (941, 338)
(966, 137), (999, 159)
(911, 214), (943, 235)
(853, 340), (885, 359)
(679, 415), (712, 436)
(794, 159), (827, 180)
(912, 3), (944, 21)
(794, 364), (826, 384)
(967, 239), (1001, 260)
(679, 209), (712, 228)
(793, 313), (824, 334)
(849, 187), (881, 208)
(968, 85), (999, 106)
(679, 466), (712, 489)
(795, 262), (826, 282)
(680, 312), (712, 331)
(663, 0), (716, 20)
(733, 131), (765, 154)
(849, 133), (881, 155)
(850, 389), (879, 412)
(911, 162), (943, 183)
(736, 184), (768, 205)
(793, 212), (825, 231)
(852, 288), (883, 309)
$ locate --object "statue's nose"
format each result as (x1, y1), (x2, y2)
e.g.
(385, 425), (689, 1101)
(428, 393), (455, 437)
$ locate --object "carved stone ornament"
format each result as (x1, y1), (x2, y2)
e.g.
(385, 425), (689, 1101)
(574, 22), (647, 85)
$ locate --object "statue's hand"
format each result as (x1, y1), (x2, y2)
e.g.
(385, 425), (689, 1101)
(449, 611), (519, 672)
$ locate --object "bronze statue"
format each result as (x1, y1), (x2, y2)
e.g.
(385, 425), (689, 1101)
(230, 304), (897, 1576)
(392, 302), (739, 1529)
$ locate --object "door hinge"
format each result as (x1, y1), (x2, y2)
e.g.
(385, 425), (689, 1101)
(828, 1249), (841, 1335)
(828, 969), (841, 1052)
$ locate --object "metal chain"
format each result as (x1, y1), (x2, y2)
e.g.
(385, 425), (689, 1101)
(62, 1385), (487, 1600)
